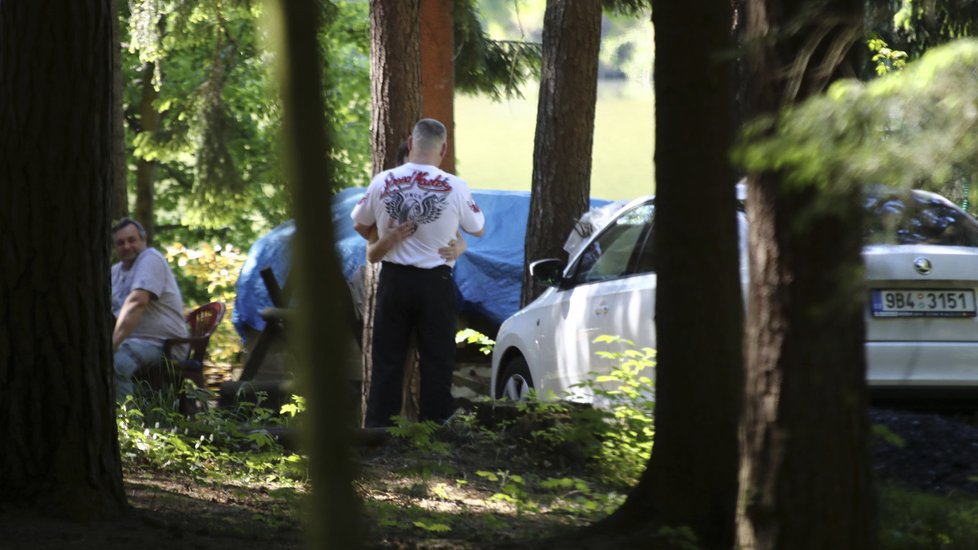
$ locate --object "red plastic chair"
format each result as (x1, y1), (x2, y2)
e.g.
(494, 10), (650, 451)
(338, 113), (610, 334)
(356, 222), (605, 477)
(138, 301), (226, 411)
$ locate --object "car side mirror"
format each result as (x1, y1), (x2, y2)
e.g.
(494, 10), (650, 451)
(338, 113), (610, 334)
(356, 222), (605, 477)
(529, 258), (565, 288)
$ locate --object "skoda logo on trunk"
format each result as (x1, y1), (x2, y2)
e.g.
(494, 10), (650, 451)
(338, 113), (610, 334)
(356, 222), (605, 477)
(913, 257), (933, 275)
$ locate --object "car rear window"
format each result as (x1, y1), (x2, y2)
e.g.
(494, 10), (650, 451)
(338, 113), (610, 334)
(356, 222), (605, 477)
(864, 189), (978, 247)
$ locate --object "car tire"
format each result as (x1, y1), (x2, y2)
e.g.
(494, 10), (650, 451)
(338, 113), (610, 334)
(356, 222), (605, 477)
(496, 356), (534, 400)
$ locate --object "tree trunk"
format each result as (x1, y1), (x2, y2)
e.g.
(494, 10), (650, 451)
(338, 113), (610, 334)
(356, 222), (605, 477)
(737, 0), (876, 548)
(370, 0), (422, 172)
(420, 0), (455, 174)
(585, 3), (742, 548)
(0, 0), (126, 519)
(111, 0), (129, 221)
(274, 0), (360, 546)
(363, 0), (422, 424)
(134, 62), (159, 245)
(521, 0), (601, 307)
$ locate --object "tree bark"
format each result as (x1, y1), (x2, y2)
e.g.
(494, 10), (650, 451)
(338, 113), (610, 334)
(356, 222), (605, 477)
(274, 0), (360, 546)
(585, 3), (742, 548)
(0, 0), (126, 519)
(521, 0), (601, 307)
(420, 0), (456, 174)
(364, 0), (423, 424)
(737, 0), (876, 548)
(111, 0), (129, 221)
(134, 62), (159, 245)
(370, 0), (422, 172)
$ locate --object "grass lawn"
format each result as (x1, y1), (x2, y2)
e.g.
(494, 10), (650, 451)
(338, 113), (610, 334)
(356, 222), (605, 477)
(454, 80), (656, 201)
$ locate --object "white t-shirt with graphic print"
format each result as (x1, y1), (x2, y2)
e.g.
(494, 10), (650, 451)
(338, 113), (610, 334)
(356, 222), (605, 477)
(351, 162), (485, 269)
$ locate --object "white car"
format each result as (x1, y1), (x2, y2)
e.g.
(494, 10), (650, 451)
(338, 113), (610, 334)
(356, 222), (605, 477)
(491, 186), (978, 402)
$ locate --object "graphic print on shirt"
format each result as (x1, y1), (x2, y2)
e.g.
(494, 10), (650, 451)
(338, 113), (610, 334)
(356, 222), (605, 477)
(383, 190), (448, 225)
(380, 169), (452, 226)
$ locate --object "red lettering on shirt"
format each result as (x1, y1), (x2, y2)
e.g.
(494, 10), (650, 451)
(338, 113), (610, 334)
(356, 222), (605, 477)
(381, 172), (415, 197)
(380, 169), (453, 196)
(416, 174), (452, 192)
(469, 201), (481, 213)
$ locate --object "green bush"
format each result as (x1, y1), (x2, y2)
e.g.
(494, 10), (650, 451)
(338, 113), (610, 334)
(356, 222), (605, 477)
(117, 390), (307, 485)
(879, 483), (978, 549)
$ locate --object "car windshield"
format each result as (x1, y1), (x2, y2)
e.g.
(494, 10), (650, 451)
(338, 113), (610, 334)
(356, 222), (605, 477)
(864, 188), (978, 247)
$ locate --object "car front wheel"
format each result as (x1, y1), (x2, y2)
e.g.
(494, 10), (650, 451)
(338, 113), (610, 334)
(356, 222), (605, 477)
(496, 356), (534, 400)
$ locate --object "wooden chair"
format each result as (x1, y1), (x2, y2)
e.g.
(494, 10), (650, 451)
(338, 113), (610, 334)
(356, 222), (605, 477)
(138, 301), (226, 413)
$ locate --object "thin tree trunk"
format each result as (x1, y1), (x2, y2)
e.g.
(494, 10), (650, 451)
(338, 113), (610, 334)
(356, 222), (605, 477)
(736, 0), (876, 547)
(274, 0), (360, 546)
(0, 0), (125, 519)
(363, 0), (422, 425)
(111, 0), (129, 221)
(420, 0), (455, 174)
(134, 62), (158, 245)
(522, 0), (601, 307)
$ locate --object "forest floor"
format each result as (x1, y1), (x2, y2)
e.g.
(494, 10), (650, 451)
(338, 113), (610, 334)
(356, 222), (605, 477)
(3, 405), (978, 549)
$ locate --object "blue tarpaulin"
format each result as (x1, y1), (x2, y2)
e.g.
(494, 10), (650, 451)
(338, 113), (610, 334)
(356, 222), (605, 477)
(232, 187), (610, 340)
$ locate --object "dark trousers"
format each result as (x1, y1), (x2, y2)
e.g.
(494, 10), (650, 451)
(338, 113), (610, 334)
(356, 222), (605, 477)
(365, 262), (457, 427)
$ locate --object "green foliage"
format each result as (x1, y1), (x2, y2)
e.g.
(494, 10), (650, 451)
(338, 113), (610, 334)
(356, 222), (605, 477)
(165, 242), (247, 367)
(454, 0), (541, 100)
(117, 391), (307, 485)
(473, 469), (625, 519)
(574, 335), (656, 485)
(468, 0), (652, 90)
(367, 500), (458, 538)
(412, 520), (452, 533)
(879, 483), (978, 549)
(868, 37), (909, 74)
(455, 328), (495, 355)
(388, 417), (451, 457)
(387, 417), (454, 497)
(500, 336), (655, 488)
(892, 0), (978, 56)
(873, 423), (908, 448)
(736, 39), (978, 209)
(477, 470), (538, 515)
(123, 0), (371, 247)
(279, 393), (306, 417)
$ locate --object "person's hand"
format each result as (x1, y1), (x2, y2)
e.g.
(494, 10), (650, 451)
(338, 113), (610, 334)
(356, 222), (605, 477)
(389, 220), (417, 243)
(439, 239), (461, 261)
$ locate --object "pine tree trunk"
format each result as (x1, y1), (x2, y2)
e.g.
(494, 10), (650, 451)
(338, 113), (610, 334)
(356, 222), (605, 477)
(111, 0), (129, 221)
(370, 0), (421, 172)
(586, 3), (742, 547)
(522, 0), (601, 307)
(736, 0), (876, 547)
(0, 0), (126, 519)
(420, 0), (455, 174)
(134, 62), (159, 244)
(363, 0), (422, 425)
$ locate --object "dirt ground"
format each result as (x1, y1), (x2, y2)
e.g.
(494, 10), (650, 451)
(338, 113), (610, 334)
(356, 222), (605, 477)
(3, 405), (978, 549)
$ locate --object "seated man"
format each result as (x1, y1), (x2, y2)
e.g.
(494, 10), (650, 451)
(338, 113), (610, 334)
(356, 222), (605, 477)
(110, 218), (188, 401)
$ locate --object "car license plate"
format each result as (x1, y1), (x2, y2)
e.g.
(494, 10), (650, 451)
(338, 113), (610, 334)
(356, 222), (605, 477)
(870, 289), (977, 317)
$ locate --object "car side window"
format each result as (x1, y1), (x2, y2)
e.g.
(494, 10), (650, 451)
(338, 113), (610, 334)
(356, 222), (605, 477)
(572, 204), (654, 285)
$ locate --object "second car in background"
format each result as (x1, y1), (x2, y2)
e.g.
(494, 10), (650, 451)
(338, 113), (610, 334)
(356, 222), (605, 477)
(491, 185), (978, 402)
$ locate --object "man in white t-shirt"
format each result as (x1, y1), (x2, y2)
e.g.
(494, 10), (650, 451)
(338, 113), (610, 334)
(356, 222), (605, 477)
(111, 218), (188, 401)
(351, 118), (485, 427)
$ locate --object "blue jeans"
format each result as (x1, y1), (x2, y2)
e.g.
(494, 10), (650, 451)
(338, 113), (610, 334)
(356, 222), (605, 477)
(114, 340), (163, 401)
